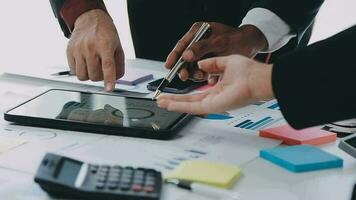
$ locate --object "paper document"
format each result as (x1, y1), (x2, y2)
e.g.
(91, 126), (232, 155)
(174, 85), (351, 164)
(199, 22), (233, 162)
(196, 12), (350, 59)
(0, 136), (27, 153)
(218, 105), (286, 133)
(65, 118), (281, 175)
(0, 125), (106, 173)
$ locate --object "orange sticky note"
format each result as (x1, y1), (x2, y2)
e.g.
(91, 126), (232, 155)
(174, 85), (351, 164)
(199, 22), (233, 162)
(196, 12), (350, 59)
(260, 124), (336, 145)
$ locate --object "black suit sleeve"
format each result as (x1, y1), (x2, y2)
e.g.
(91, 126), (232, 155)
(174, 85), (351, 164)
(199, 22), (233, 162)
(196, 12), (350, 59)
(272, 25), (356, 129)
(252, 0), (324, 44)
(49, 0), (71, 37)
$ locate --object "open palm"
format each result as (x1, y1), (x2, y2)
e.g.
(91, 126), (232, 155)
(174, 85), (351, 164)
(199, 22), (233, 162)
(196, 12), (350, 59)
(157, 55), (273, 115)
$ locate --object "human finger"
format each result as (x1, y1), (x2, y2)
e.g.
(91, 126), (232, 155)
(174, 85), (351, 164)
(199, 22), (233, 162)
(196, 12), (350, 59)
(86, 54), (103, 81)
(100, 51), (117, 92)
(165, 22), (203, 69)
(75, 56), (89, 81)
(197, 56), (229, 74)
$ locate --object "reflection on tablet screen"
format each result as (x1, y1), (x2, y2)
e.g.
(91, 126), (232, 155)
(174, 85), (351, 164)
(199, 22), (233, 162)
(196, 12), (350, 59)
(8, 90), (184, 131)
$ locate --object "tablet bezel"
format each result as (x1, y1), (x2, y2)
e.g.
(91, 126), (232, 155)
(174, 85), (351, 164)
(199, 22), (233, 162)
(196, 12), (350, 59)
(4, 89), (193, 140)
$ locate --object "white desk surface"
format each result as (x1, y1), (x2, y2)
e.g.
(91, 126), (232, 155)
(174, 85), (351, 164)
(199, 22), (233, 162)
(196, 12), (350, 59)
(0, 59), (355, 200)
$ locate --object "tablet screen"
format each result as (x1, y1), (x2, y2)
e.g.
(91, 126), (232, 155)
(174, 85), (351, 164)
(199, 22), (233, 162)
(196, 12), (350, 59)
(7, 90), (185, 131)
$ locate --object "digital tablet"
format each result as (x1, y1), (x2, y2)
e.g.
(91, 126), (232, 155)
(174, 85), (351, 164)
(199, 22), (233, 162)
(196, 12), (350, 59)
(4, 89), (192, 139)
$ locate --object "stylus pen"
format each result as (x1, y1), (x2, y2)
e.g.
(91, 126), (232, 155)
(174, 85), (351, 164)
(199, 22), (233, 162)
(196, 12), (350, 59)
(51, 70), (73, 76)
(152, 23), (211, 100)
(165, 179), (241, 200)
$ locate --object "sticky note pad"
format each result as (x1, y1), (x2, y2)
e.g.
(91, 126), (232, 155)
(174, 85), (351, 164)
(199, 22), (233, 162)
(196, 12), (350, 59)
(116, 68), (153, 85)
(260, 145), (343, 173)
(260, 124), (336, 145)
(165, 160), (241, 189)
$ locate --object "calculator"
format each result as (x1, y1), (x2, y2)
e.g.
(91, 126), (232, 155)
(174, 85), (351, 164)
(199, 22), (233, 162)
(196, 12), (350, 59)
(34, 153), (162, 200)
(339, 134), (356, 158)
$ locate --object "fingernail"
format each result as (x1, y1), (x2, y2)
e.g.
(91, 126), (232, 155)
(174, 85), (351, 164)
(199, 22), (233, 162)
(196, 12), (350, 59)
(194, 71), (204, 80)
(197, 61), (203, 69)
(183, 50), (194, 60)
(105, 83), (114, 92)
(157, 100), (165, 108)
(208, 78), (215, 85)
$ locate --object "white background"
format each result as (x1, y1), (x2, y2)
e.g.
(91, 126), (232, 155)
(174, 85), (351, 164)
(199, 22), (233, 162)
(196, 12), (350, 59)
(0, 0), (355, 72)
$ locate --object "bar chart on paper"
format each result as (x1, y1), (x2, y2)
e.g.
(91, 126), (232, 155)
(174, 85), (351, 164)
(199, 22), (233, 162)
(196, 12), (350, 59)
(234, 116), (275, 130)
(226, 105), (285, 132)
(260, 100), (280, 110)
(153, 148), (208, 171)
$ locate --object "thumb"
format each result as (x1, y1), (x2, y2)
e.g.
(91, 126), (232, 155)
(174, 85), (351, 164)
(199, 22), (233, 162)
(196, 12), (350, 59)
(197, 56), (229, 74)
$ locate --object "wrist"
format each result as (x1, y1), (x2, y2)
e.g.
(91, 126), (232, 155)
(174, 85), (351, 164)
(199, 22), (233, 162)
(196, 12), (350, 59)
(239, 24), (268, 53)
(74, 9), (113, 30)
(60, 0), (107, 33)
(248, 62), (275, 101)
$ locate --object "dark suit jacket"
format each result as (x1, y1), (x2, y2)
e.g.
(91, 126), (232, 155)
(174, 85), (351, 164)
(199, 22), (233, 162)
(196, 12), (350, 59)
(50, 0), (324, 62)
(273, 25), (356, 129)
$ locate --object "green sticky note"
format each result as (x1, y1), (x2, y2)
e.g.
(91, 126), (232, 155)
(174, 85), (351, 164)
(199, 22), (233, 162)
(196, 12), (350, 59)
(165, 160), (241, 189)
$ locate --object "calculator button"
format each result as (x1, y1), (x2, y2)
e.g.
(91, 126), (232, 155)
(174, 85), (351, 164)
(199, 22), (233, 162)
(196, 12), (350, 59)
(134, 173), (144, 177)
(100, 168), (109, 173)
(90, 165), (99, 173)
(145, 181), (155, 187)
(110, 170), (121, 175)
(131, 184), (143, 192)
(97, 176), (107, 182)
(108, 179), (119, 184)
(121, 174), (132, 180)
(112, 165), (122, 170)
(120, 183), (131, 191)
(108, 182), (119, 190)
(96, 182), (105, 189)
(145, 170), (157, 175)
(108, 177), (119, 183)
(98, 172), (108, 178)
(144, 186), (155, 193)
(124, 166), (134, 170)
(121, 178), (132, 185)
(133, 177), (144, 184)
(111, 170), (121, 175)
(123, 168), (134, 173)
(145, 177), (156, 182)
(134, 170), (145, 175)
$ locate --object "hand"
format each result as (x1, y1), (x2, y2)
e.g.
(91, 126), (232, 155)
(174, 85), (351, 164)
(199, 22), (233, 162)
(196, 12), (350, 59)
(67, 9), (125, 92)
(165, 22), (268, 83)
(157, 55), (274, 115)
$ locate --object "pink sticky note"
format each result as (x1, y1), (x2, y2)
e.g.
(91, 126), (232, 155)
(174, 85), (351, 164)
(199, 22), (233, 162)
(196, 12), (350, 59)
(260, 124), (336, 145)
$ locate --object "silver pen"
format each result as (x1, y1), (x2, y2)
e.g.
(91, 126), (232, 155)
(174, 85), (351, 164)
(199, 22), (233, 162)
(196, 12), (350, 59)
(152, 22), (211, 100)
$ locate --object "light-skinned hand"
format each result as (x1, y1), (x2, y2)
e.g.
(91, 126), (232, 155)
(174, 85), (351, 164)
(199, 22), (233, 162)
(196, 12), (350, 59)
(67, 9), (125, 92)
(158, 55), (274, 115)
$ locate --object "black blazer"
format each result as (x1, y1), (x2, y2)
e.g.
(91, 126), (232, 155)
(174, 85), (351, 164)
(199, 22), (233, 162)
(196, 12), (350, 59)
(273, 25), (356, 129)
(50, 0), (324, 61)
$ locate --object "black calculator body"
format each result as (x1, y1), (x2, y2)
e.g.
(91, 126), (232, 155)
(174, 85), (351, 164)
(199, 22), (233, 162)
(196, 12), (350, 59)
(34, 153), (162, 200)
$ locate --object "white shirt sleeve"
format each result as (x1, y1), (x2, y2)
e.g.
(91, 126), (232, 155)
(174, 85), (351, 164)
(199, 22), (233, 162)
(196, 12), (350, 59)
(240, 8), (296, 53)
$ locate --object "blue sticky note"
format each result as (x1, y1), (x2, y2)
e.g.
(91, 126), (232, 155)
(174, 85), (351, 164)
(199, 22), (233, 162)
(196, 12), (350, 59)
(260, 145), (343, 173)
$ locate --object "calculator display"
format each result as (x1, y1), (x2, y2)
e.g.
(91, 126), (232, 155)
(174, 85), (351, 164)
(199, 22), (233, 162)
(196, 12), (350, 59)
(345, 136), (356, 147)
(56, 160), (82, 185)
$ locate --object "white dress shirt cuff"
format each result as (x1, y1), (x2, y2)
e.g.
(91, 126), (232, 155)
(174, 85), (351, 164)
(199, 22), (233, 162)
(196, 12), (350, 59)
(240, 8), (296, 53)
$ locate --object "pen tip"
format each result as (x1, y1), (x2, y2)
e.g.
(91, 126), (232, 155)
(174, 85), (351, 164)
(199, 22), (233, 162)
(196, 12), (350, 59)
(152, 90), (161, 100)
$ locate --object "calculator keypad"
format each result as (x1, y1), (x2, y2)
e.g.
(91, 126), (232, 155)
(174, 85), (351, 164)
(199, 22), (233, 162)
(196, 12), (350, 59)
(91, 165), (160, 195)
